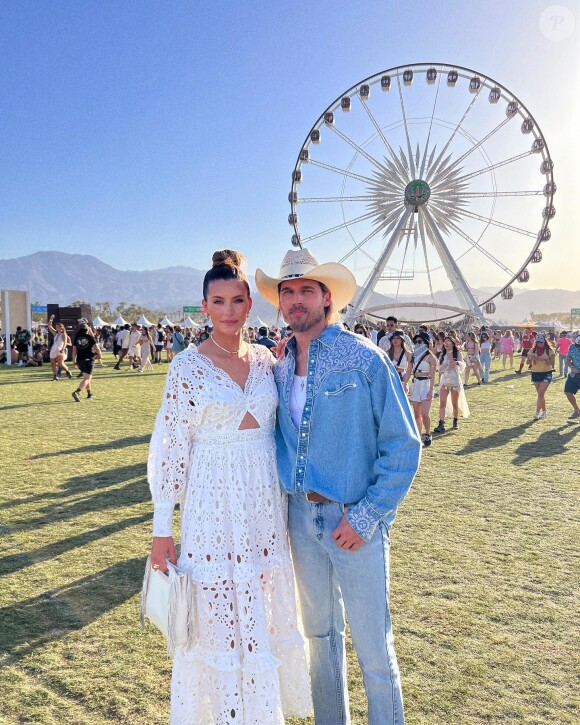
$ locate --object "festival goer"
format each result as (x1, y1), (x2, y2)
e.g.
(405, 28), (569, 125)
(113, 324), (130, 370)
(434, 336), (469, 433)
(148, 250), (311, 723)
(165, 325), (174, 363)
(71, 323), (102, 401)
(407, 331), (437, 447)
(127, 323), (142, 370)
(479, 332), (493, 383)
(515, 329), (535, 374)
(253, 325), (277, 350)
(14, 326), (31, 365)
(256, 247), (420, 725)
(47, 315), (73, 380)
(492, 329), (502, 360)
(154, 323), (166, 363)
(353, 323), (371, 338)
(556, 331), (572, 377)
(464, 331), (483, 385)
(137, 326), (154, 372)
(388, 329), (412, 389)
(564, 334), (580, 422)
(500, 329), (515, 369)
(376, 321), (387, 346)
(527, 333), (556, 419)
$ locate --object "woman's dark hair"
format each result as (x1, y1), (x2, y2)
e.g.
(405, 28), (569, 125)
(354, 324), (370, 338)
(439, 336), (459, 364)
(388, 333), (411, 362)
(203, 249), (251, 300)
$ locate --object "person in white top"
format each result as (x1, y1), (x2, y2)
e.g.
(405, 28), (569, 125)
(47, 314), (73, 381)
(148, 249), (311, 724)
(113, 325), (131, 370)
(127, 323), (142, 370)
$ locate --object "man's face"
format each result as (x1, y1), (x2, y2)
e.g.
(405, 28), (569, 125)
(278, 278), (330, 333)
(386, 320), (397, 333)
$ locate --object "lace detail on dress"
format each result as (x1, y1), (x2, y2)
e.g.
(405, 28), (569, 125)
(148, 343), (312, 723)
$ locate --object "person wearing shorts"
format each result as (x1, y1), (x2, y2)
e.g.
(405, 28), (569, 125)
(71, 323), (101, 402)
(406, 331), (437, 447)
(527, 334), (555, 420)
(564, 335), (580, 422)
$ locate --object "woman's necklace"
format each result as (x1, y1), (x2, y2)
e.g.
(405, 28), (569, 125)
(210, 333), (245, 355)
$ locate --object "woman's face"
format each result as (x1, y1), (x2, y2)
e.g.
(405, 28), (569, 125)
(202, 279), (252, 336)
(444, 338), (453, 350)
(391, 335), (402, 347)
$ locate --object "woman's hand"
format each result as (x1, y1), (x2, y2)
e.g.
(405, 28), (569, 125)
(151, 536), (177, 574)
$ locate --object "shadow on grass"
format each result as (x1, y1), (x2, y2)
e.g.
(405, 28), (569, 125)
(3, 463), (147, 511)
(11, 477), (148, 531)
(0, 557), (144, 658)
(0, 513), (150, 577)
(455, 420), (535, 456)
(30, 435), (151, 459)
(0, 401), (73, 411)
(512, 425), (579, 465)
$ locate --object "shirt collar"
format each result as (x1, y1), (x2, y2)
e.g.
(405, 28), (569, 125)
(284, 322), (343, 355)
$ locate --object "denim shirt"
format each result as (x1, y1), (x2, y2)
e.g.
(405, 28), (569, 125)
(274, 324), (421, 541)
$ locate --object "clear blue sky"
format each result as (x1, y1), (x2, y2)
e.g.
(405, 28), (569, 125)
(0, 0), (578, 289)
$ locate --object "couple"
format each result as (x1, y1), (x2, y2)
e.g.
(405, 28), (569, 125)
(148, 247), (421, 724)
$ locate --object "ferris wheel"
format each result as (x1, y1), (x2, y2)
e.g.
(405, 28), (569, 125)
(288, 63), (555, 324)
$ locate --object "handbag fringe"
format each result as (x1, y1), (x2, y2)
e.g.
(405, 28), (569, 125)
(140, 555), (152, 630)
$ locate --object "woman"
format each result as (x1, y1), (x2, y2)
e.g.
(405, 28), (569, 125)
(492, 329), (502, 360)
(500, 329), (515, 369)
(165, 325), (174, 363)
(353, 323), (371, 338)
(148, 250), (311, 724)
(405, 331), (437, 447)
(527, 333), (556, 419)
(434, 336), (470, 433)
(479, 332), (493, 383)
(137, 326), (155, 372)
(464, 331), (482, 385)
(388, 330), (412, 390)
(47, 315), (73, 381)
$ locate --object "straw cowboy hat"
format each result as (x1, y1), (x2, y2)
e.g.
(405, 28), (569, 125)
(255, 249), (356, 312)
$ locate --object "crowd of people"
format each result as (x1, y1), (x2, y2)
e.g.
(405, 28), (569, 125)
(3, 315), (580, 429)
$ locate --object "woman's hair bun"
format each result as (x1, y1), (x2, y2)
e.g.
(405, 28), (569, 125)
(211, 249), (245, 270)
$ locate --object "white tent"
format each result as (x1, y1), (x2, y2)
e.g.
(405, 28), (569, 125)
(249, 317), (267, 329)
(160, 317), (175, 327)
(183, 316), (199, 328)
(113, 316), (127, 326)
(137, 315), (154, 327)
(551, 320), (566, 330)
(92, 315), (108, 327)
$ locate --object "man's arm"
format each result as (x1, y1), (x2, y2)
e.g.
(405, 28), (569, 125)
(345, 355), (421, 542)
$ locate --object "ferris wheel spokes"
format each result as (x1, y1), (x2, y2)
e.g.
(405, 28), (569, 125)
(358, 97), (410, 181)
(458, 208), (537, 237)
(421, 207), (482, 319)
(345, 208), (413, 323)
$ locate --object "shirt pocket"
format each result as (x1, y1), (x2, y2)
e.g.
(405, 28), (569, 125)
(324, 382), (357, 397)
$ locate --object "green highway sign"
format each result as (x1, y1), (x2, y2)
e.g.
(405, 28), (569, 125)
(183, 306), (202, 313)
(571, 308), (580, 316)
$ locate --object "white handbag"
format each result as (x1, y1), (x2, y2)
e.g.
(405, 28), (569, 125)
(140, 556), (195, 657)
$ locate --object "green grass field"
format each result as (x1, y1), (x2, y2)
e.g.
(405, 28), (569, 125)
(0, 354), (578, 724)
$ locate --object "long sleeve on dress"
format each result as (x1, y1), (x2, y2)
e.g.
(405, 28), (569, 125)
(148, 355), (199, 536)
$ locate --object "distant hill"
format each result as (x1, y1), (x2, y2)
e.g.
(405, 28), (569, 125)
(0, 251), (578, 324)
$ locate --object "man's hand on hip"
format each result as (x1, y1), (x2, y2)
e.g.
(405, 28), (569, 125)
(332, 513), (364, 552)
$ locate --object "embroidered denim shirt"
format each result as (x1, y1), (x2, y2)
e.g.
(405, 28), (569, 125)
(274, 324), (421, 541)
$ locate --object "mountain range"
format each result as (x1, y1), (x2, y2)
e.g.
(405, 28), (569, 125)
(0, 251), (578, 324)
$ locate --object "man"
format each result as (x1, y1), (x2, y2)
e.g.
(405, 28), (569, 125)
(556, 331), (572, 378)
(253, 325), (277, 350)
(376, 321), (387, 346)
(71, 323), (102, 401)
(256, 249), (421, 725)
(154, 323), (166, 363)
(14, 325), (31, 365)
(564, 334), (580, 422)
(113, 324), (131, 370)
(379, 316), (414, 354)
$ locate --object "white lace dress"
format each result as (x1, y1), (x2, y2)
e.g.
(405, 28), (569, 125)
(148, 344), (311, 724)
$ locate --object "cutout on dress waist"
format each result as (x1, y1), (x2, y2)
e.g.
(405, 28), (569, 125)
(238, 411), (261, 430)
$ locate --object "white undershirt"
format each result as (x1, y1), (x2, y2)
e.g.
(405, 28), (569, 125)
(289, 375), (307, 428)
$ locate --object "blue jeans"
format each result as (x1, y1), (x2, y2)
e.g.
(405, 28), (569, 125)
(559, 354), (569, 376)
(288, 494), (405, 725)
(480, 351), (492, 382)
